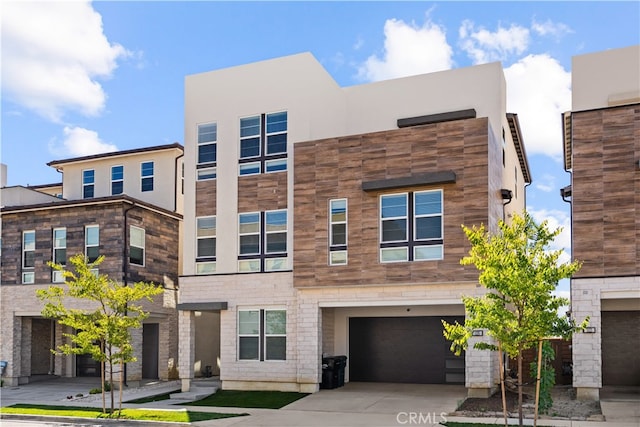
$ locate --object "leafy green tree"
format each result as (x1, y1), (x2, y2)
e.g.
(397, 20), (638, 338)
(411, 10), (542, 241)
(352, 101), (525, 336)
(442, 212), (586, 427)
(37, 254), (163, 416)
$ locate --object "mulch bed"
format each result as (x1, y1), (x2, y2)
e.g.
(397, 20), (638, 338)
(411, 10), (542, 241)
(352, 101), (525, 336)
(456, 390), (525, 413)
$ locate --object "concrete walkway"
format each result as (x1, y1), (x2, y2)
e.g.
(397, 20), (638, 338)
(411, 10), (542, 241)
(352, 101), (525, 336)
(1, 377), (639, 426)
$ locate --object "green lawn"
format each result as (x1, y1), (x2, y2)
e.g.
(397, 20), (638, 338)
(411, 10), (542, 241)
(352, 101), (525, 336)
(188, 390), (309, 409)
(442, 423), (508, 427)
(0, 404), (247, 423)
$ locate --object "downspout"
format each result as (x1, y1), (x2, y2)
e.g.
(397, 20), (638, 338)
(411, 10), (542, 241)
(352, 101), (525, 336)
(174, 151), (185, 213)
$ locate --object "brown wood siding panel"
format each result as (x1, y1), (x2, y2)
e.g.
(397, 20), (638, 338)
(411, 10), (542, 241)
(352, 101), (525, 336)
(0, 202), (180, 287)
(196, 181), (216, 217)
(571, 105), (640, 277)
(293, 118), (493, 288)
(237, 171), (288, 213)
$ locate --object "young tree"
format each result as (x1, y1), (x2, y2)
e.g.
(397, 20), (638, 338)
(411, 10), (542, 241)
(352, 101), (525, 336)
(37, 254), (163, 416)
(442, 212), (586, 427)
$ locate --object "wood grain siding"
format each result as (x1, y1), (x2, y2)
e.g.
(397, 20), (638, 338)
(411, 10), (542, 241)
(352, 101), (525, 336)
(0, 201), (180, 287)
(196, 181), (216, 217)
(571, 104), (640, 277)
(293, 118), (493, 288)
(237, 171), (288, 212)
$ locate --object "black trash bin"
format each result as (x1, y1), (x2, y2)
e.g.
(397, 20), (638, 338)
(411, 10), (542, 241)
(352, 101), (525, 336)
(321, 355), (347, 389)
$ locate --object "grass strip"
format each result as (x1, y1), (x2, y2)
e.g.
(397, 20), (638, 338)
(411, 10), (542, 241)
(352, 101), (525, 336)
(188, 390), (309, 409)
(1, 404), (247, 422)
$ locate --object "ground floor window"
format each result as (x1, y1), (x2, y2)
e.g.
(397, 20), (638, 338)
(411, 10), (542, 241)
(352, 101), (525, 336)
(238, 309), (286, 361)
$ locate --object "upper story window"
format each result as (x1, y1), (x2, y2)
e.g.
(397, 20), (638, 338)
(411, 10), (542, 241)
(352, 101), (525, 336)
(83, 169), (95, 199)
(111, 165), (124, 195)
(197, 122), (217, 166)
(329, 199), (347, 265)
(238, 210), (288, 273)
(196, 216), (216, 275)
(129, 226), (145, 266)
(379, 190), (443, 263)
(22, 230), (35, 284)
(52, 228), (66, 283)
(85, 225), (100, 263)
(141, 161), (154, 192)
(238, 111), (287, 175)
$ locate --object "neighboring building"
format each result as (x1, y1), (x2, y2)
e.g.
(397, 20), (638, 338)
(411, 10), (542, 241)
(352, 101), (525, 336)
(0, 143), (184, 386)
(179, 53), (531, 396)
(562, 45), (640, 400)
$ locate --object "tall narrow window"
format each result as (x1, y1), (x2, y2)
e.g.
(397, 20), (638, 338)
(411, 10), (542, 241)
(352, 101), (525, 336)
(129, 226), (145, 266)
(329, 199), (348, 265)
(197, 123), (217, 165)
(238, 309), (286, 361)
(83, 169), (95, 199)
(238, 112), (287, 175)
(196, 216), (216, 274)
(238, 210), (289, 273)
(22, 230), (35, 284)
(52, 228), (66, 282)
(141, 161), (154, 192)
(111, 165), (124, 195)
(85, 225), (99, 263)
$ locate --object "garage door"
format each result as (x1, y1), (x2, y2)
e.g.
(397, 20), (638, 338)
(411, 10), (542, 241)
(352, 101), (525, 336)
(349, 316), (465, 384)
(602, 311), (640, 386)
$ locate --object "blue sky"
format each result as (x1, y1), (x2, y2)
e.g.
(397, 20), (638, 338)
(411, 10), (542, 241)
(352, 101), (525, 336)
(2, 1), (639, 295)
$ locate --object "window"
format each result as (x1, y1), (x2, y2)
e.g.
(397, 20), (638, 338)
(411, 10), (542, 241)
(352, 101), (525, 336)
(196, 216), (216, 274)
(141, 161), (154, 192)
(52, 228), (66, 282)
(83, 169), (94, 199)
(197, 123), (217, 165)
(329, 199), (347, 265)
(197, 167), (216, 181)
(85, 225), (99, 263)
(238, 112), (287, 175)
(129, 226), (145, 266)
(379, 190), (443, 263)
(22, 230), (35, 284)
(111, 165), (124, 195)
(238, 210), (288, 272)
(238, 309), (286, 361)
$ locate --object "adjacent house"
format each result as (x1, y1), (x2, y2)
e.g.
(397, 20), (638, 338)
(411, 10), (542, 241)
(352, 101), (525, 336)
(0, 143), (184, 386)
(178, 53), (531, 396)
(562, 45), (640, 400)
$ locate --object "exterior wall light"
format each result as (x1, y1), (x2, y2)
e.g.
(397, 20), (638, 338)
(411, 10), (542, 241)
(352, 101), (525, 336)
(583, 326), (597, 334)
(472, 329), (484, 336)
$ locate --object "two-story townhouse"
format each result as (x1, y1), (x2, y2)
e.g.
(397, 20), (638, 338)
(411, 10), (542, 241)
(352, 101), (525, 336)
(562, 45), (640, 400)
(0, 143), (184, 386)
(179, 53), (531, 397)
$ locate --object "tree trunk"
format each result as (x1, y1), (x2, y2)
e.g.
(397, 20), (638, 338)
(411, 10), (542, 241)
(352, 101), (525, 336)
(534, 340), (543, 427)
(119, 361), (124, 414)
(518, 349), (523, 427)
(101, 340), (105, 413)
(497, 342), (508, 427)
(109, 348), (114, 415)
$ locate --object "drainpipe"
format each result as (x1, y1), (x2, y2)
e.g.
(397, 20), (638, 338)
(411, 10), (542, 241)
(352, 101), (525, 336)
(174, 151), (184, 213)
(500, 189), (513, 222)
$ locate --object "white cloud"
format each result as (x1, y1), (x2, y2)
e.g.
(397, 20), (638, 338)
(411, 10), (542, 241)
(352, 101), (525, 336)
(505, 54), (571, 159)
(529, 207), (572, 265)
(50, 127), (118, 158)
(459, 20), (530, 64)
(531, 18), (573, 39)
(357, 17), (453, 81)
(1, 1), (129, 122)
(535, 173), (557, 193)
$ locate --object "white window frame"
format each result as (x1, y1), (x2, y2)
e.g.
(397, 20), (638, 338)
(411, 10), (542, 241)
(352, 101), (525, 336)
(265, 111), (287, 156)
(238, 212), (260, 256)
(111, 165), (124, 195)
(265, 210), (287, 255)
(22, 230), (35, 283)
(265, 158), (287, 173)
(413, 190), (443, 242)
(196, 216), (216, 259)
(85, 225), (99, 264)
(82, 169), (95, 199)
(238, 309), (260, 360)
(129, 226), (145, 267)
(239, 162), (261, 176)
(329, 199), (348, 266)
(197, 122), (217, 165)
(238, 308), (286, 361)
(380, 193), (408, 243)
(141, 161), (154, 192)
(52, 227), (66, 282)
(197, 167), (216, 181)
(239, 115), (261, 160)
